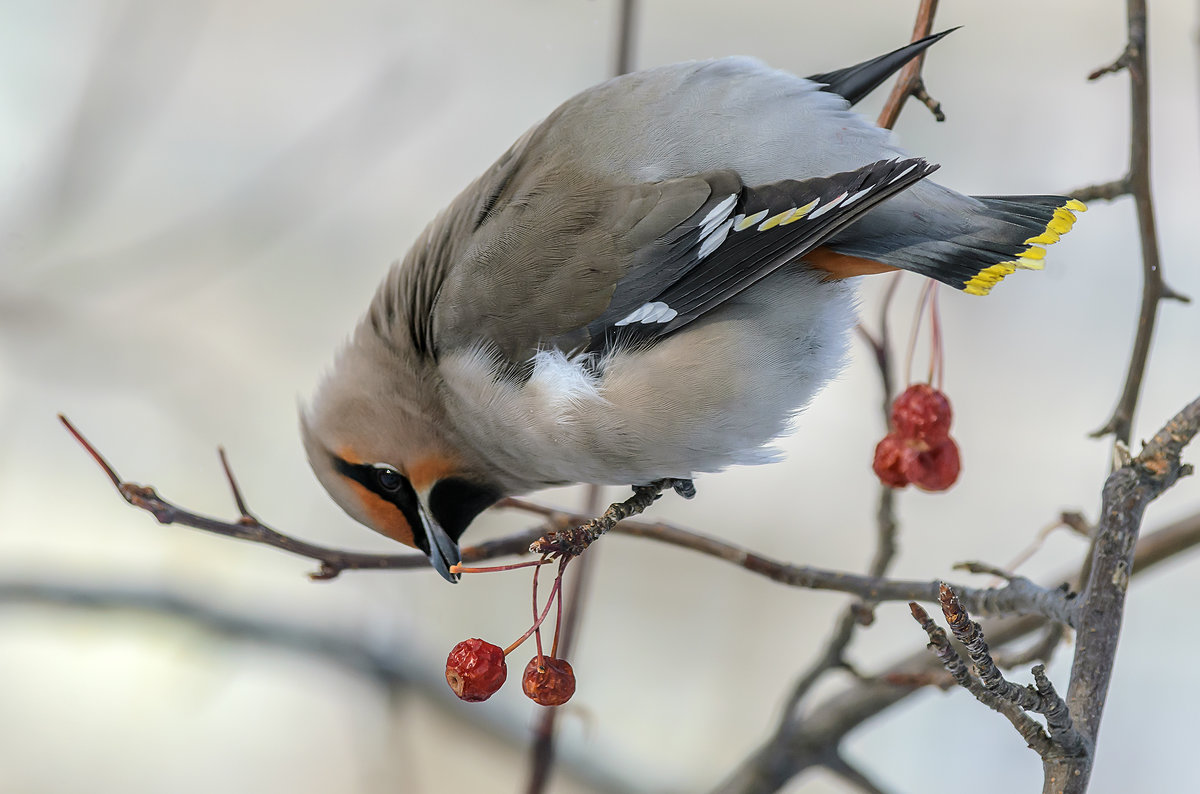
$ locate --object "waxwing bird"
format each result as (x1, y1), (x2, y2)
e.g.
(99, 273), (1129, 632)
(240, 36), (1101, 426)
(301, 32), (1084, 582)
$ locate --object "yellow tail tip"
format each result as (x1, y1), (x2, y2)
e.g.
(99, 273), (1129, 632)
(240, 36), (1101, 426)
(965, 197), (1083, 296)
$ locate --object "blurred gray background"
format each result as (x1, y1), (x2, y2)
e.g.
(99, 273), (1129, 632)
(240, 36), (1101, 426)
(2, 1), (1199, 792)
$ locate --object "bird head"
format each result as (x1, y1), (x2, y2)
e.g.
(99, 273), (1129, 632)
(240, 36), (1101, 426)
(300, 321), (502, 583)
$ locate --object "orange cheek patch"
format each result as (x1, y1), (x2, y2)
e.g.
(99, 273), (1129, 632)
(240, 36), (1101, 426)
(406, 453), (461, 493)
(336, 446), (365, 466)
(347, 481), (417, 548)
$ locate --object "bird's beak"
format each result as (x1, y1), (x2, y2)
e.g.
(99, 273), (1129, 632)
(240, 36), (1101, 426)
(417, 499), (461, 583)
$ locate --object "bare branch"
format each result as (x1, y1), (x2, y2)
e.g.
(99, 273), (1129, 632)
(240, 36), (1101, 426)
(60, 414), (430, 579)
(1091, 0), (1192, 443)
(920, 393), (1199, 791)
(909, 79), (945, 121)
(712, 614), (1052, 794)
(714, 437), (1200, 794)
(616, 518), (1078, 622)
(62, 413), (1084, 624)
(934, 585), (1086, 758)
(1069, 177), (1131, 203)
(1032, 665), (1081, 756)
(1004, 511), (1093, 574)
(529, 480), (684, 559)
(911, 589), (1087, 761)
(1047, 393), (1200, 792)
(612, 0), (636, 77)
(909, 600), (1054, 756)
(876, 0), (945, 129)
(825, 754), (893, 794)
(218, 446), (255, 521)
(1087, 45), (1133, 81)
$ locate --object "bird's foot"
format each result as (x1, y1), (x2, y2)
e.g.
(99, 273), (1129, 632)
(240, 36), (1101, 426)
(530, 478), (688, 558)
(667, 478), (696, 499)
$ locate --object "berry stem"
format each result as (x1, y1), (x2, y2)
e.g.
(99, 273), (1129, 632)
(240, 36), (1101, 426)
(904, 281), (934, 387)
(450, 559), (552, 575)
(532, 553), (546, 660)
(550, 557), (567, 658)
(929, 285), (944, 389)
(504, 571), (562, 657)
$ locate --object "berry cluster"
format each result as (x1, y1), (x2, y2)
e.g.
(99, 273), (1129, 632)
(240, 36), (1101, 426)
(873, 384), (961, 491)
(444, 557), (577, 706)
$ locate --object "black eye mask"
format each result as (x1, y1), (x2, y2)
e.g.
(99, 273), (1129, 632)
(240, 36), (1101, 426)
(334, 458), (430, 555)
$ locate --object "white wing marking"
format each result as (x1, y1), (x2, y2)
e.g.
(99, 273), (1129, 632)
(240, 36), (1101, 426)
(615, 301), (678, 327)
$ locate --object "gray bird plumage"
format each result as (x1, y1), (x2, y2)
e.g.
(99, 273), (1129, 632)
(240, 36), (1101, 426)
(302, 41), (1083, 580)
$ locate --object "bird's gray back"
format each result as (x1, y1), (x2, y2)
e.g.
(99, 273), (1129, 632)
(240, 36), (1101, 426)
(541, 57), (903, 184)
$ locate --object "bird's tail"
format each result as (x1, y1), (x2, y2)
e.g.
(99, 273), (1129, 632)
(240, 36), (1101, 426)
(957, 196), (1086, 295)
(823, 191), (1086, 295)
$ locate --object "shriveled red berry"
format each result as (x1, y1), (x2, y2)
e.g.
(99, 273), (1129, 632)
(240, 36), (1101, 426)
(521, 655), (576, 706)
(446, 638), (507, 702)
(872, 433), (911, 488)
(902, 436), (961, 492)
(891, 384), (953, 442)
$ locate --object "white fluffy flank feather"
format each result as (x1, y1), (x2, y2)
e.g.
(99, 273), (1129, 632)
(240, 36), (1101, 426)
(526, 349), (609, 419)
(437, 345), (618, 489)
(436, 270), (857, 492)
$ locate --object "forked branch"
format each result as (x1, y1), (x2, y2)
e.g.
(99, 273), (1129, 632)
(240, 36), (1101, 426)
(911, 586), (1085, 759)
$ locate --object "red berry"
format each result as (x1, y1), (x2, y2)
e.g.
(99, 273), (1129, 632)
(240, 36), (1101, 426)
(891, 384), (953, 442)
(521, 656), (576, 706)
(903, 436), (961, 492)
(446, 639), (507, 702)
(872, 433), (911, 488)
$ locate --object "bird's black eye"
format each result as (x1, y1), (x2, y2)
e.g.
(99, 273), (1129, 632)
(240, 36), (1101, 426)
(374, 466), (404, 493)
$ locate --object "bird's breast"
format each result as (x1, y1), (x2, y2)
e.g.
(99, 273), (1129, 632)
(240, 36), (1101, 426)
(436, 267), (858, 492)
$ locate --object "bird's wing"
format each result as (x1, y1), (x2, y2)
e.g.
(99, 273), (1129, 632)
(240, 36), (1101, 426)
(431, 156), (937, 363)
(430, 167), (726, 362)
(583, 157), (937, 352)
